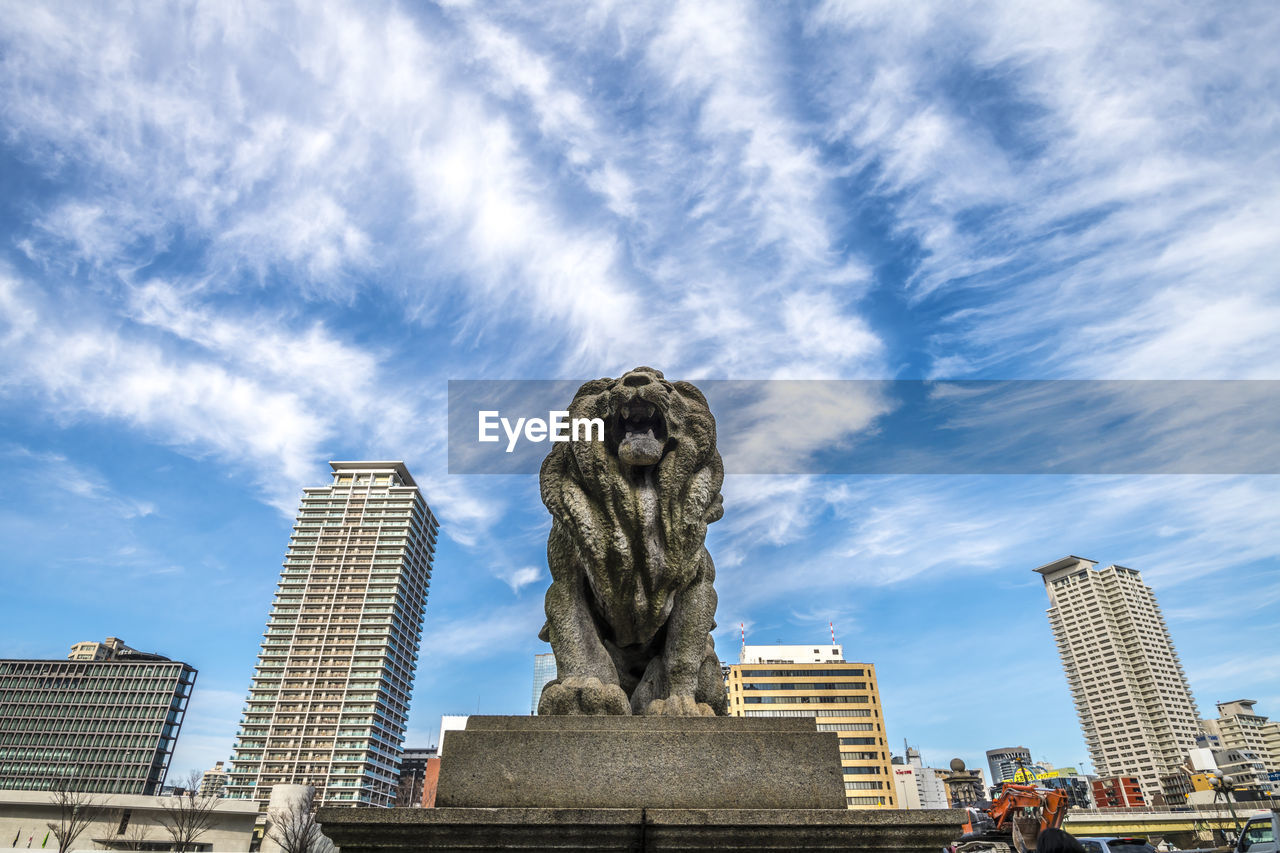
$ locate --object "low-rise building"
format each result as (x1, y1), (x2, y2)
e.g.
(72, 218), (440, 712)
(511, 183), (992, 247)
(0, 788), (258, 851)
(1092, 775), (1145, 808)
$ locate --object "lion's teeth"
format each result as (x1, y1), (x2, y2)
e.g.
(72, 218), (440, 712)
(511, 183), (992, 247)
(646, 428), (655, 439)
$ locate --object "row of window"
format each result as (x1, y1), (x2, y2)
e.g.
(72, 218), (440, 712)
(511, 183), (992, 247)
(741, 696), (869, 704)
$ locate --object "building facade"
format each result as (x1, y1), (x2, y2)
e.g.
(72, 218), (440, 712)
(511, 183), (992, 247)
(890, 747), (949, 809)
(986, 746), (1032, 786)
(0, 789), (259, 852)
(0, 652), (195, 795)
(728, 644), (895, 809)
(396, 747), (436, 807)
(226, 461), (438, 810)
(1092, 775), (1146, 808)
(531, 654), (556, 715)
(1035, 556), (1202, 802)
(200, 761), (229, 797)
(1202, 699), (1280, 773)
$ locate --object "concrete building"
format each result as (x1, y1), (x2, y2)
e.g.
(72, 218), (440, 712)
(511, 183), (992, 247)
(890, 747), (948, 809)
(728, 644), (895, 809)
(531, 654), (556, 715)
(1035, 556), (1202, 802)
(225, 462), (439, 810)
(0, 651), (196, 795)
(0, 789), (259, 852)
(1202, 700), (1280, 773)
(986, 746), (1032, 786)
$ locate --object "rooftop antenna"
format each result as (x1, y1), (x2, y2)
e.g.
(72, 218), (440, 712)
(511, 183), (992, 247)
(830, 621), (836, 645)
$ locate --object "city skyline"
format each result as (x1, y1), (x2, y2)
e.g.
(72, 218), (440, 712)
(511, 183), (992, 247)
(2, 0), (1278, 789)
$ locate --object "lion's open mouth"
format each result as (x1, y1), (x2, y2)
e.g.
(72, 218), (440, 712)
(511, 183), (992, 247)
(612, 399), (668, 466)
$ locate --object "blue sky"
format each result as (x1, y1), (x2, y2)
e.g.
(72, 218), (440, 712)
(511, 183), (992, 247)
(1, 1), (1279, 781)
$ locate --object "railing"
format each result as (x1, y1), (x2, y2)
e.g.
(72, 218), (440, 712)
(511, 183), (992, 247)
(1069, 801), (1280, 817)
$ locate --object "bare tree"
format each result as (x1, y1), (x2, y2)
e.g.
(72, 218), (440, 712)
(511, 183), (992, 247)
(46, 781), (104, 853)
(155, 771), (221, 853)
(265, 788), (335, 853)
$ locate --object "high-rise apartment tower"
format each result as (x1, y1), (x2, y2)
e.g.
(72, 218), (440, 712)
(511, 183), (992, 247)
(226, 462), (438, 809)
(1035, 556), (1201, 802)
(727, 644), (896, 809)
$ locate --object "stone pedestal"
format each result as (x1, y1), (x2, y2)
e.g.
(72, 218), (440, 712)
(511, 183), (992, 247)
(317, 716), (967, 852)
(435, 715), (846, 810)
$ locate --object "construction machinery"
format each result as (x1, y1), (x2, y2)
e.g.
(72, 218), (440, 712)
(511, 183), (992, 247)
(944, 782), (1072, 853)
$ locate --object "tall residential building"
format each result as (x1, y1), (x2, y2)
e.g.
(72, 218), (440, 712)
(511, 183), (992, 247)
(200, 760), (230, 797)
(226, 461), (438, 810)
(1035, 556), (1202, 802)
(727, 644), (896, 809)
(1201, 700), (1280, 772)
(531, 654), (556, 715)
(0, 650), (196, 794)
(986, 746), (1032, 786)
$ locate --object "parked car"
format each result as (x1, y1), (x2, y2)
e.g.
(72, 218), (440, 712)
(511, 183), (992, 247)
(1078, 838), (1159, 853)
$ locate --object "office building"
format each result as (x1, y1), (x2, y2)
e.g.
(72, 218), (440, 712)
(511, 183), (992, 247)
(226, 462), (438, 809)
(890, 746), (948, 809)
(1035, 556), (1202, 802)
(1201, 700), (1280, 772)
(986, 746), (1032, 786)
(531, 654), (556, 715)
(728, 644), (896, 809)
(0, 650), (196, 794)
(396, 747), (436, 807)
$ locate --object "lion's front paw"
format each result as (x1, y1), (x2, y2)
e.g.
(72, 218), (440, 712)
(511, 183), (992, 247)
(538, 676), (631, 715)
(644, 694), (715, 717)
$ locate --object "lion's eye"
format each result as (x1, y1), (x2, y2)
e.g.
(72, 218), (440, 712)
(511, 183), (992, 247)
(660, 381), (673, 391)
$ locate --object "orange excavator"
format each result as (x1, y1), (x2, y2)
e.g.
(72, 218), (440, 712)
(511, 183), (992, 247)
(945, 782), (1071, 853)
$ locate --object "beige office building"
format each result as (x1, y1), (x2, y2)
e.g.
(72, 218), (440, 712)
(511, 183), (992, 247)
(727, 644), (895, 809)
(1035, 556), (1202, 803)
(225, 462), (438, 810)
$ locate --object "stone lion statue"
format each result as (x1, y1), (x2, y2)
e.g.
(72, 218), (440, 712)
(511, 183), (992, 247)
(537, 367), (728, 716)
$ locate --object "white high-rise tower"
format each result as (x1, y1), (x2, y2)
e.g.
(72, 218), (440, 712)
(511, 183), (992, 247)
(1035, 556), (1201, 802)
(227, 462), (438, 809)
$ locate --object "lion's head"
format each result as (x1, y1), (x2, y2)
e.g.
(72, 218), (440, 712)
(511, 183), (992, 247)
(540, 367), (723, 635)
